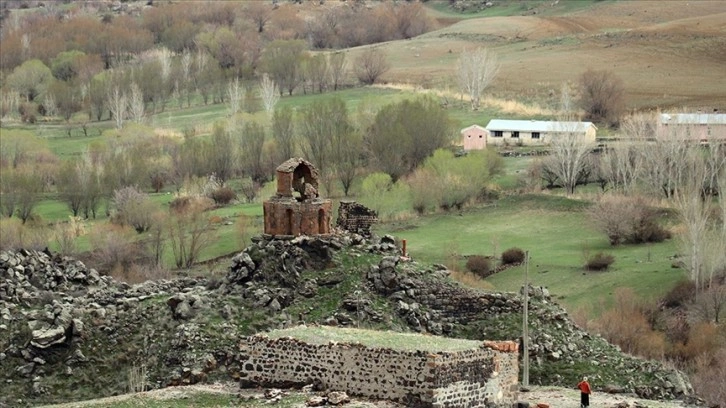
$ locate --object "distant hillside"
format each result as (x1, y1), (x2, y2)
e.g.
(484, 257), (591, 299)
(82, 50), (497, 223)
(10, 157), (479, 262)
(367, 0), (726, 110)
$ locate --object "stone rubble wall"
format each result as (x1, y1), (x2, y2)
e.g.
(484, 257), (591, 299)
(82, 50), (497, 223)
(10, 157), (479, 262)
(336, 201), (378, 237)
(237, 335), (519, 407)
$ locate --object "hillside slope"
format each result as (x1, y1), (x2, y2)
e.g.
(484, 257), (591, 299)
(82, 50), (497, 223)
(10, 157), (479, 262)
(0, 233), (701, 407)
(371, 0), (726, 109)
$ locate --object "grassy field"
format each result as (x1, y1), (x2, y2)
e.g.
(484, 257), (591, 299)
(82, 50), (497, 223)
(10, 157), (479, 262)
(265, 326), (483, 352)
(375, 193), (686, 316)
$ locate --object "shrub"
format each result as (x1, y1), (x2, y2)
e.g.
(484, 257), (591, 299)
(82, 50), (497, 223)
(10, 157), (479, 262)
(238, 177), (260, 203)
(589, 194), (671, 245)
(661, 279), (696, 308)
(208, 186), (237, 205)
(691, 347), (726, 407)
(169, 195), (213, 214)
(111, 186), (157, 233)
(0, 218), (48, 250)
(501, 247), (525, 265)
(579, 68), (625, 127)
(585, 252), (615, 271)
(630, 216), (671, 243)
(86, 224), (146, 274)
(18, 102), (37, 123)
(466, 255), (492, 277)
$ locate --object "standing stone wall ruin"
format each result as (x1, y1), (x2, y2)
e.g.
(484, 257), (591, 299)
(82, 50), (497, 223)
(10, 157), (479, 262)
(263, 158), (332, 236)
(237, 333), (519, 407)
(335, 201), (378, 237)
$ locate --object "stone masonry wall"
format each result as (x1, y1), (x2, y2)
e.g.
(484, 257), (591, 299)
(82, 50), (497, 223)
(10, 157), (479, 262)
(237, 335), (519, 407)
(262, 199), (332, 236)
(336, 201), (378, 236)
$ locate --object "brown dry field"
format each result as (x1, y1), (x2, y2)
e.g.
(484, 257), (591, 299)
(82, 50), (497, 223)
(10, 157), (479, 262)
(352, 0), (726, 111)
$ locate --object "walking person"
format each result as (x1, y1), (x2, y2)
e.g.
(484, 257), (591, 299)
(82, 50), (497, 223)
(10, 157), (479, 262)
(577, 376), (592, 407)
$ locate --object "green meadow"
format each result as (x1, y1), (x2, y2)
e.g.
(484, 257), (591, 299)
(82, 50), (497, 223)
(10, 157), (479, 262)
(6, 82), (689, 320)
(374, 194), (685, 316)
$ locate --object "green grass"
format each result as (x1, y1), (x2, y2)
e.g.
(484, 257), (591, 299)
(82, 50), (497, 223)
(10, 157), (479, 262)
(265, 325), (483, 352)
(375, 193), (687, 315)
(425, 0), (604, 18)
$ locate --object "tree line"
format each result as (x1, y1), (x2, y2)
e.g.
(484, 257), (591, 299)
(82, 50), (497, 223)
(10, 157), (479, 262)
(0, 1), (431, 123)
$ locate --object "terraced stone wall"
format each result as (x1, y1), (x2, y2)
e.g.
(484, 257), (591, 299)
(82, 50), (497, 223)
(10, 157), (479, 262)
(237, 335), (519, 407)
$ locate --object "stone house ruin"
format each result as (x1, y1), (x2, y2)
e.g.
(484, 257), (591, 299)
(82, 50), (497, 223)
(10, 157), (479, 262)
(238, 327), (520, 408)
(263, 158), (332, 236)
(336, 201), (378, 237)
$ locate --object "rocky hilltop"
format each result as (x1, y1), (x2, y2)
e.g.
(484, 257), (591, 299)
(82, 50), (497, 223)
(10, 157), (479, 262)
(0, 233), (698, 407)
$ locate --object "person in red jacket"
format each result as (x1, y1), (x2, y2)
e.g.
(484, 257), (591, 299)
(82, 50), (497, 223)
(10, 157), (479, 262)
(577, 376), (592, 407)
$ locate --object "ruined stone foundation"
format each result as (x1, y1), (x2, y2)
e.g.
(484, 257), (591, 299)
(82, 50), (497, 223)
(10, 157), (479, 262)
(237, 332), (519, 407)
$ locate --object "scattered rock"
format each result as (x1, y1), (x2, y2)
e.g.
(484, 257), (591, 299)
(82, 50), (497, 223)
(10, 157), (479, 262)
(327, 391), (350, 405)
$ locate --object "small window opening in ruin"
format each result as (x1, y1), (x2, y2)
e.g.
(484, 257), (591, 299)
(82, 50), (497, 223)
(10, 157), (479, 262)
(292, 164), (317, 202)
(286, 208), (294, 234)
(493, 130), (503, 137)
(318, 208), (326, 234)
(479, 134), (483, 138)
(512, 131), (520, 138)
(532, 132), (540, 139)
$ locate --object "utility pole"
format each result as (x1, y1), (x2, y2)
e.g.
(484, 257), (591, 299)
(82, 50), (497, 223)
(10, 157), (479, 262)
(522, 250), (530, 387)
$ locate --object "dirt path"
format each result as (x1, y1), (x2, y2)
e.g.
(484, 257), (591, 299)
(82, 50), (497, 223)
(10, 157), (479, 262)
(520, 386), (700, 408)
(39, 383), (700, 408)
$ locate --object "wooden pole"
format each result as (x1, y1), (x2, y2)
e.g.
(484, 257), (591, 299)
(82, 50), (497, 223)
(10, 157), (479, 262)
(523, 250), (530, 387)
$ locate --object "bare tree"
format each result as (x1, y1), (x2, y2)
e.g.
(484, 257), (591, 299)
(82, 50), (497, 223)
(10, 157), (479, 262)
(239, 121), (268, 183)
(674, 149), (711, 291)
(307, 54), (328, 93)
(207, 122), (238, 186)
(641, 120), (692, 199)
(227, 76), (244, 116)
(111, 186), (156, 233)
(127, 82), (145, 124)
(328, 52), (347, 91)
(601, 113), (656, 193)
(180, 50), (193, 107)
(246, 1), (273, 33)
(579, 69), (626, 127)
(42, 93), (57, 118)
(107, 85), (127, 129)
(719, 166), (726, 239)
(456, 47), (499, 110)
(158, 47), (173, 82)
(261, 40), (307, 96)
(1, 90), (20, 122)
(271, 105), (296, 164)
(559, 82), (573, 114)
(704, 137), (726, 197)
(167, 197), (216, 269)
(259, 73), (279, 116)
(542, 121), (595, 195)
(354, 48), (390, 85)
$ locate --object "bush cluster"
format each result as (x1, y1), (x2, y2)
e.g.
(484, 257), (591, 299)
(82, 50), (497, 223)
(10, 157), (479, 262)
(501, 247), (525, 265)
(590, 195), (671, 245)
(661, 279), (696, 308)
(585, 252), (615, 271)
(208, 186), (237, 205)
(465, 255), (493, 278)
